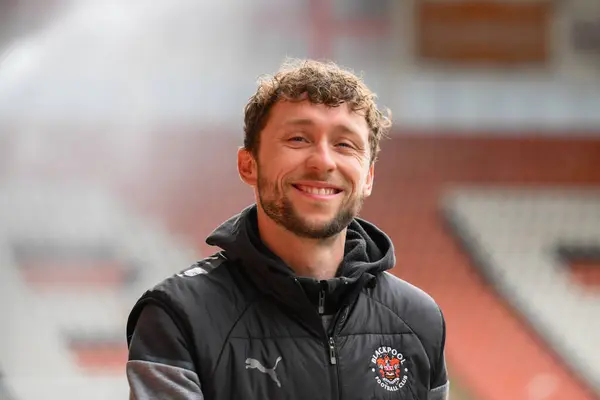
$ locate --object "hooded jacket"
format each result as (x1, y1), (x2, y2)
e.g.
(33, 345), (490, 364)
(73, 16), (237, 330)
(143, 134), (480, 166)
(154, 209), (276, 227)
(126, 205), (449, 400)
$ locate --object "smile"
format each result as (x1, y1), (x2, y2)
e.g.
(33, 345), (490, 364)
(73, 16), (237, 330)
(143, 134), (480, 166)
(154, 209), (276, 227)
(292, 184), (342, 198)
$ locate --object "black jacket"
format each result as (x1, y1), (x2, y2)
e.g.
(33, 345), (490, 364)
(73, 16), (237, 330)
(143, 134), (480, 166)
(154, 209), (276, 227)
(126, 205), (449, 399)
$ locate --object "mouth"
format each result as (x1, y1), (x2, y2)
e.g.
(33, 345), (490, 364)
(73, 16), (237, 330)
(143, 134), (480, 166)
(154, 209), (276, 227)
(292, 184), (343, 198)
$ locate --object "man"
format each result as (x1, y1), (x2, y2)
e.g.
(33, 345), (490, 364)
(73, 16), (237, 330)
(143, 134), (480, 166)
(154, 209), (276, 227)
(126, 59), (449, 399)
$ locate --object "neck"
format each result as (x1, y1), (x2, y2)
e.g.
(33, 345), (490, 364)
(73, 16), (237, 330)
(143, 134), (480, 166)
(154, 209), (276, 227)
(256, 208), (346, 280)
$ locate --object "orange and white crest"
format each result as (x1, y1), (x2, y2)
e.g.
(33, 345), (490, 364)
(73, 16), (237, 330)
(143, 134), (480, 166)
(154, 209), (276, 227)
(370, 346), (409, 392)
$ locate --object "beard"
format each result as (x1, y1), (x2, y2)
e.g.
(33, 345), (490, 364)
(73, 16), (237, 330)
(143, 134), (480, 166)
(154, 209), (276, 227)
(257, 169), (364, 240)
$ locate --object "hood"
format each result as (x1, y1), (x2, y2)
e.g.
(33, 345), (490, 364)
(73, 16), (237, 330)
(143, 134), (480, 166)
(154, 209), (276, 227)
(206, 204), (395, 280)
(205, 204), (396, 336)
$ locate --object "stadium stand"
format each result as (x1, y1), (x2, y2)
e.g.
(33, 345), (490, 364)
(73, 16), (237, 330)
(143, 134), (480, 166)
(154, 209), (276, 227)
(0, 183), (199, 399)
(443, 188), (600, 394)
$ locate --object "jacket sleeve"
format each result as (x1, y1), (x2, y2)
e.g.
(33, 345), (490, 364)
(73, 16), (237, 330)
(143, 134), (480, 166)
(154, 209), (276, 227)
(428, 310), (449, 400)
(127, 304), (204, 400)
(428, 355), (449, 400)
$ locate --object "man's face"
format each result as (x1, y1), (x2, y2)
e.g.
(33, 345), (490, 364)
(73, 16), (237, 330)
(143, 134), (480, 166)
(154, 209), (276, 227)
(240, 99), (374, 239)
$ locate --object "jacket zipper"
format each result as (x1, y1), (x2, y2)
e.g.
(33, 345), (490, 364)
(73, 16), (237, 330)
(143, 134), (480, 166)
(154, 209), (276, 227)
(328, 336), (337, 365)
(316, 284), (340, 400)
(318, 288), (325, 315)
(326, 305), (350, 400)
(327, 335), (340, 400)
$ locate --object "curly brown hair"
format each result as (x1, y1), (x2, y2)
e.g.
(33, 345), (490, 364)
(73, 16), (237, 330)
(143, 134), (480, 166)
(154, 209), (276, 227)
(243, 59), (392, 163)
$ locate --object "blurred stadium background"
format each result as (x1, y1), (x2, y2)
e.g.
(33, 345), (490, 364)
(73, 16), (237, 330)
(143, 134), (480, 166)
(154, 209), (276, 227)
(1, 0), (599, 399)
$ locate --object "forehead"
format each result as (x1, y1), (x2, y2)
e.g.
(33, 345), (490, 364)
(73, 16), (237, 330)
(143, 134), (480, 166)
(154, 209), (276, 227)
(264, 100), (370, 139)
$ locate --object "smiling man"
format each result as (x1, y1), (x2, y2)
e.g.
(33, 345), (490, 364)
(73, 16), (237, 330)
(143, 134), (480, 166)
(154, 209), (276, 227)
(126, 59), (449, 400)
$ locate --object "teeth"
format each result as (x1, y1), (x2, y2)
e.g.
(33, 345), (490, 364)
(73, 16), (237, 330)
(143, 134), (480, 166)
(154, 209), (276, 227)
(297, 185), (337, 195)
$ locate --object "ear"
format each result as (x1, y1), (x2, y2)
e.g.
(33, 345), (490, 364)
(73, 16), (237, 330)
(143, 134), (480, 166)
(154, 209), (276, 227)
(237, 147), (257, 186)
(363, 163), (375, 197)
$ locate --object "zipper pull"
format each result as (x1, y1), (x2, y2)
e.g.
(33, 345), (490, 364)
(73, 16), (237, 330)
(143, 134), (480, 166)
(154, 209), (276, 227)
(318, 289), (325, 315)
(328, 337), (337, 365)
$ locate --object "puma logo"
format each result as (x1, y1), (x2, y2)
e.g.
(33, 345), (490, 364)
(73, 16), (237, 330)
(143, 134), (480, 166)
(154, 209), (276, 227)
(245, 356), (283, 388)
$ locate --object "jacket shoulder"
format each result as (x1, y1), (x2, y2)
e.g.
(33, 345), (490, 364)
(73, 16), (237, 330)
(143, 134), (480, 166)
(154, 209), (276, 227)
(372, 272), (444, 337)
(126, 252), (250, 346)
(146, 252), (238, 308)
(370, 272), (446, 370)
(155, 252), (234, 295)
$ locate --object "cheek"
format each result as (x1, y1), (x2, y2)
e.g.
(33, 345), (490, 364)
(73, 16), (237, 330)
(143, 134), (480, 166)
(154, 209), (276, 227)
(347, 165), (371, 193)
(274, 152), (306, 177)
(349, 174), (371, 198)
(260, 159), (293, 188)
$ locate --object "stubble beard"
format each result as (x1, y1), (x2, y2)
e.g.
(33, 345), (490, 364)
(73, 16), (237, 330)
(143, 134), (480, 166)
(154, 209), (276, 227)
(257, 170), (363, 240)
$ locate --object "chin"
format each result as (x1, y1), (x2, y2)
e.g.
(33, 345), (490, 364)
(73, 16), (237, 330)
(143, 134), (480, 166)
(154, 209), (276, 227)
(301, 217), (341, 233)
(298, 211), (337, 224)
(303, 219), (334, 231)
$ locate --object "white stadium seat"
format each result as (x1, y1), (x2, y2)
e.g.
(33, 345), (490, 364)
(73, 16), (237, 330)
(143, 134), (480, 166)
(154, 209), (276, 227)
(0, 182), (199, 400)
(443, 187), (600, 394)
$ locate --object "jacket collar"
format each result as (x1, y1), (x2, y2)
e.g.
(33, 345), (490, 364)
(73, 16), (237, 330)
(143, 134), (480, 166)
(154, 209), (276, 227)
(206, 204), (395, 335)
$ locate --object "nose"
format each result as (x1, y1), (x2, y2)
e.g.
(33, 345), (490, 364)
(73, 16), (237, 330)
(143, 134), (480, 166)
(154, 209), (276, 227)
(305, 140), (336, 172)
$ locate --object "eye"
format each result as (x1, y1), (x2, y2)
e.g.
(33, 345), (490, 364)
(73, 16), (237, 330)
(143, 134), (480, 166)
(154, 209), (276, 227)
(288, 136), (308, 143)
(336, 142), (354, 149)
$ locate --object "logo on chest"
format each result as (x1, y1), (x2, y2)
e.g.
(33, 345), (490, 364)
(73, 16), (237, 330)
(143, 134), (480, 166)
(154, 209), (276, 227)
(370, 346), (409, 392)
(245, 356), (282, 388)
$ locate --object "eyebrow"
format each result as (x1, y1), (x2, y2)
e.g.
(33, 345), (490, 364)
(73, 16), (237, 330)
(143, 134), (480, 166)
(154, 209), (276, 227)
(282, 118), (362, 137)
(282, 118), (317, 127)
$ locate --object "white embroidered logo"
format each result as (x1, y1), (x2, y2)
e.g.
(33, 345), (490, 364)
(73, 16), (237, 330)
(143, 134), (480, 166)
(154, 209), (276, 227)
(176, 266), (206, 277)
(245, 356), (283, 388)
(371, 346), (409, 392)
